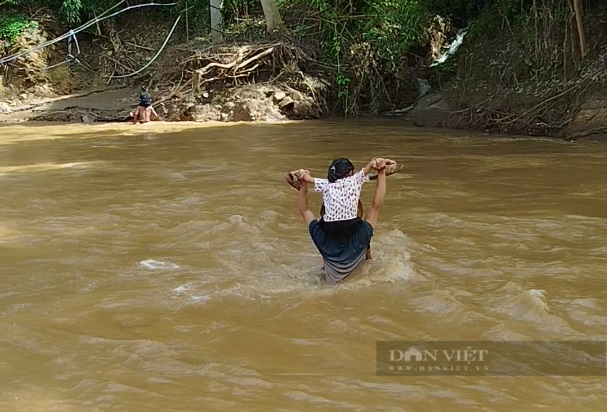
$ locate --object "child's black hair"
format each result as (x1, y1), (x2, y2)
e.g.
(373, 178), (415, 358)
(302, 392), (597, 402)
(327, 158), (354, 183)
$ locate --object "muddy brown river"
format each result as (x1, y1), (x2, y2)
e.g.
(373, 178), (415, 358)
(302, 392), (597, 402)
(0, 120), (606, 411)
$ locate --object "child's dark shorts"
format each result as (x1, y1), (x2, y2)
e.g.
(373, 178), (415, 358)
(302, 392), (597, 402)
(308, 217), (373, 283)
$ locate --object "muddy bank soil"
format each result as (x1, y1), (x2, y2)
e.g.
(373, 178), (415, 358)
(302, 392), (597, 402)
(0, 83), (316, 123)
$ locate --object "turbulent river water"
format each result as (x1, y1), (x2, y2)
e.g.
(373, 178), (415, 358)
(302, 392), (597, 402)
(0, 120), (606, 411)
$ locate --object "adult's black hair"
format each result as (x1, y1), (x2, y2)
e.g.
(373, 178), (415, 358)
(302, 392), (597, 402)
(327, 158), (354, 183)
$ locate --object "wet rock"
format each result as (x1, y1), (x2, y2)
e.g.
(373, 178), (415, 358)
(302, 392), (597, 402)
(166, 83), (319, 123)
(0, 103), (11, 113)
(273, 90), (286, 102)
(232, 102), (254, 121)
(278, 96), (294, 110)
(188, 104), (221, 122)
(408, 93), (453, 128)
(293, 99), (313, 118)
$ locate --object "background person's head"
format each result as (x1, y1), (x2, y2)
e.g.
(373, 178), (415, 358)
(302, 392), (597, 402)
(327, 158), (354, 183)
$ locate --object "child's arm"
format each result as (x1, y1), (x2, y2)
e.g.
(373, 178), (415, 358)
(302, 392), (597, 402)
(362, 158), (377, 176)
(301, 172), (314, 184)
(351, 158), (377, 184)
(300, 171), (328, 192)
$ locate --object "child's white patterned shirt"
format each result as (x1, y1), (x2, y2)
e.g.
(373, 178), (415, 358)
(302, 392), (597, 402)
(314, 169), (369, 222)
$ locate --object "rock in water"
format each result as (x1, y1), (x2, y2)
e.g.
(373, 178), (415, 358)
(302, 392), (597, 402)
(408, 93), (452, 128)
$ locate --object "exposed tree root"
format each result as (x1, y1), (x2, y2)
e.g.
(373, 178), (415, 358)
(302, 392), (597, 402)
(153, 40), (331, 120)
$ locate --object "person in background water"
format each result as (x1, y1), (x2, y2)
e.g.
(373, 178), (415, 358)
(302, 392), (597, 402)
(132, 86), (158, 124)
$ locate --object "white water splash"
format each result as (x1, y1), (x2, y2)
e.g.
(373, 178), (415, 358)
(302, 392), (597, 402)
(430, 28), (468, 67)
(172, 284), (189, 293)
(191, 295), (211, 303)
(139, 259), (180, 270)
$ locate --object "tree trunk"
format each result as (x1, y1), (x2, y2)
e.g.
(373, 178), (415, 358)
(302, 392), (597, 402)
(210, 0), (223, 42)
(260, 0), (283, 33)
(572, 0), (588, 58)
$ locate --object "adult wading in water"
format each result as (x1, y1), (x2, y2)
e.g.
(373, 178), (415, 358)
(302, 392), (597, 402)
(294, 158), (390, 284)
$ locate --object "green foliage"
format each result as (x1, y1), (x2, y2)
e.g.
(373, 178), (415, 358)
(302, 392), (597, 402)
(464, 0), (525, 43)
(446, 0), (584, 99)
(270, 0), (494, 115)
(1, 0), (179, 27)
(277, 0), (432, 114)
(59, 0), (83, 25)
(362, 0), (427, 64)
(424, 0), (486, 22)
(223, 0), (260, 20)
(0, 14), (38, 44)
(2, 0), (589, 114)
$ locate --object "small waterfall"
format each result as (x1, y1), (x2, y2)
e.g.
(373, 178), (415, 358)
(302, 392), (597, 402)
(382, 27), (468, 117)
(430, 28), (468, 67)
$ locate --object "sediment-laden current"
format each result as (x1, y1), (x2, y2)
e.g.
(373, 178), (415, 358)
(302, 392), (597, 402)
(1, 120), (605, 411)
